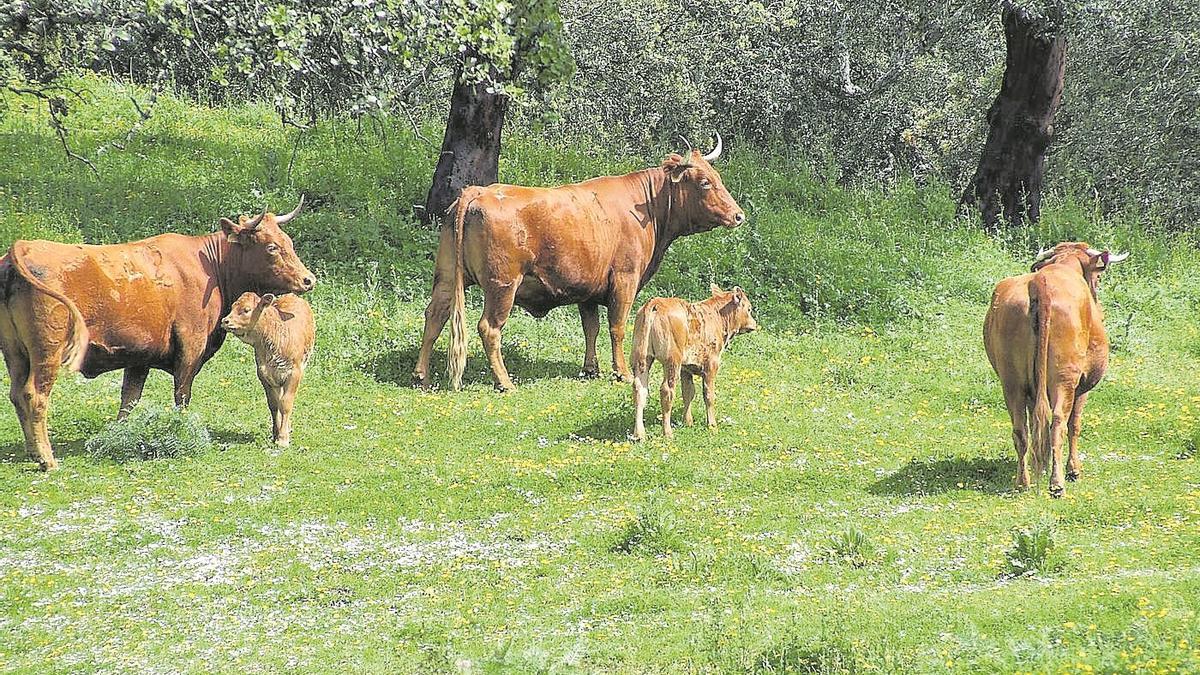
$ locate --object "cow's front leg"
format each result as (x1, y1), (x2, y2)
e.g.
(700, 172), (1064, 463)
(119, 366), (150, 419)
(680, 371), (696, 426)
(702, 364), (720, 430)
(172, 348), (205, 408)
(578, 302), (601, 378)
(607, 283), (637, 382)
(1066, 391), (1088, 481)
(479, 279), (519, 392)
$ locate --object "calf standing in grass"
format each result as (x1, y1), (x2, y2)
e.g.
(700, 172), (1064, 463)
(221, 292), (315, 447)
(631, 284), (758, 440)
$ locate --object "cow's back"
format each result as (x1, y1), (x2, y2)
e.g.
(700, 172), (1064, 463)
(16, 235), (212, 375)
(464, 179), (653, 310)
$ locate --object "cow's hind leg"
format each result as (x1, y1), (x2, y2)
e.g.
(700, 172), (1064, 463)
(413, 272), (455, 388)
(119, 366), (150, 419)
(579, 302), (601, 378)
(1003, 385), (1031, 490)
(10, 302), (64, 470)
(479, 280), (519, 392)
(632, 355), (654, 441)
(3, 344), (36, 465)
(1066, 391), (1088, 482)
(275, 375), (301, 447)
(1047, 383), (1077, 498)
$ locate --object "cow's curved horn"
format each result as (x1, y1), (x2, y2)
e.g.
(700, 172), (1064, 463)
(245, 207), (267, 230)
(1086, 247), (1103, 257)
(1034, 246), (1055, 262)
(677, 135), (695, 165)
(1107, 251), (1130, 263)
(701, 132), (723, 162)
(275, 194), (306, 225)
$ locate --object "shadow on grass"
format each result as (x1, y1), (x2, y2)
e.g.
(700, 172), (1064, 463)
(358, 343), (579, 388)
(0, 436), (89, 466)
(569, 409), (633, 442)
(869, 456), (1013, 496)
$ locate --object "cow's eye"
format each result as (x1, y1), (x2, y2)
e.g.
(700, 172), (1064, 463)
(266, 243), (280, 255)
(700, 179), (712, 190)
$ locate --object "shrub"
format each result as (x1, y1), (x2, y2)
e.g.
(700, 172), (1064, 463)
(85, 404), (213, 461)
(821, 527), (879, 568)
(611, 493), (687, 555)
(1003, 522), (1065, 579)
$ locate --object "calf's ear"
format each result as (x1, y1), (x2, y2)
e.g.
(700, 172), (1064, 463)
(710, 282), (723, 295)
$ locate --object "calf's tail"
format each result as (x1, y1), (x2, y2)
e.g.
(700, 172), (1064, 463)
(630, 303), (655, 376)
(6, 243), (88, 372)
(1029, 275), (1053, 478)
(447, 192), (473, 391)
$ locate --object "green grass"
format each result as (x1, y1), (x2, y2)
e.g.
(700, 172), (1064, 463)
(0, 79), (1198, 672)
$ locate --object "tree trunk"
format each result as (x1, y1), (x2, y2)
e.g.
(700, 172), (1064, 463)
(423, 68), (509, 225)
(959, 1), (1067, 231)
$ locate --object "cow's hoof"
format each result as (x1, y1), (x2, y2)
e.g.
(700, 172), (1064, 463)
(1066, 470), (1080, 482)
(38, 459), (59, 472)
(494, 382), (516, 393)
(411, 372), (431, 389)
(275, 438), (291, 448)
(612, 371), (634, 384)
(1049, 485), (1065, 499)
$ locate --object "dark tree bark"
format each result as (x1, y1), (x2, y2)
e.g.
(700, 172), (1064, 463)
(423, 68), (509, 224)
(960, 1), (1067, 231)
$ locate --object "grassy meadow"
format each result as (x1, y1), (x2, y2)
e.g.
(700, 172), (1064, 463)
(1, 81), (1198, 673)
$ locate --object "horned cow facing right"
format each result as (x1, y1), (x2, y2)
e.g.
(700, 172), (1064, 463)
(984, 242), (1128, 498)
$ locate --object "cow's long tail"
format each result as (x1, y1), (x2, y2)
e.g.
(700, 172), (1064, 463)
(1029, 275), (1053, 478)
(6, 242), (88, 372)
(447, 191), (473, 391)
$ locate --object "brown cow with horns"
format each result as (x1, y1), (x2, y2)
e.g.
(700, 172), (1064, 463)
(413, 135), (746, 391)
(983, 242), (1129, 497)
(0, 198), (315, 470)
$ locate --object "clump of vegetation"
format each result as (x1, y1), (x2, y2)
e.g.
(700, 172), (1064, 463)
(612, 493), (687, 555)
(1003, 522), (1066, 579)
(821, 527), (880, 568)
(85, 404), (213, 461)
(1177, 431), (1198, 460)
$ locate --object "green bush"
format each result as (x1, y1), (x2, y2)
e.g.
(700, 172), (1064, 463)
(611, 493), (687, 556)
(821, 527), (879, 568)
(1003, 522), (1065, 579)
(85, 404), (213, 462)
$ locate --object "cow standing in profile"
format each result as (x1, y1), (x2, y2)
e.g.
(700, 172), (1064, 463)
(983, 242), (1128, 497)
(0, 198), (315, 470)
(412, 135), (746, 392)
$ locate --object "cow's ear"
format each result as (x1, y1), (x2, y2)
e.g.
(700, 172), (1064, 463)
(710, 283), (722, 295)
(261, 293), (277, 306)
(220, 218), (244, 244)
(669, 165), (689, 183)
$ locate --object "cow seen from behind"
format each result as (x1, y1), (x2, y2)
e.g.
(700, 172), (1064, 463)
(983, 242), (1128, 497)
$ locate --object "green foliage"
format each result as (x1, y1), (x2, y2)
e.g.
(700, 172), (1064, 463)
(1003, 521), (1066, 579)
(612, 493), (688, 555)
(85, 404), (213, 462)
(822, 527), (880, 568)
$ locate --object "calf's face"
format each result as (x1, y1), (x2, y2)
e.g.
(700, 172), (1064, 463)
(711, 284), (759, 335)
(221, 292), (276, 339)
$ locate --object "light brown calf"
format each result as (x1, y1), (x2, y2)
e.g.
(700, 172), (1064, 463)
(631, 285), (758, 440)
(983, 242), (1128, 497)
(221, 292), (315, 447)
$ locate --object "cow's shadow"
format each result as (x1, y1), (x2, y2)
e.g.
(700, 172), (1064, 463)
(0, 436), (90, 466)
(869, 456), (1013, 496)
(359, 343), (580, 388)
